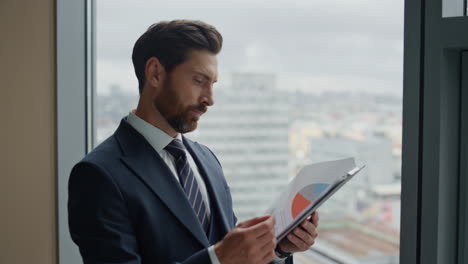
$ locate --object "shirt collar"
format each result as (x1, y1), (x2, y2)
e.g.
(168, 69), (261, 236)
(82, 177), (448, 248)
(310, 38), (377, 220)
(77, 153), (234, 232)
(126, 111), (183, 153)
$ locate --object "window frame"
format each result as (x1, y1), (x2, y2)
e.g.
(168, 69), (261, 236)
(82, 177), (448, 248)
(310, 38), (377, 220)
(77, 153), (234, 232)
(56, 0), (94, 263)
(458, 51), (468, 264)
(400, 0), (468, 263)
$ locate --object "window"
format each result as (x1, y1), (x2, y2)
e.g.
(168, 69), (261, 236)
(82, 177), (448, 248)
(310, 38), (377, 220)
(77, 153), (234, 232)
(442, 0), (468, 17)
(94, 1), (403, 263)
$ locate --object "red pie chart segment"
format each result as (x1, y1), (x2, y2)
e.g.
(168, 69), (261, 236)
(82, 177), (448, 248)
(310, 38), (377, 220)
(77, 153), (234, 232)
(291, 183), (330, 219)
(291, 193), (312, 219)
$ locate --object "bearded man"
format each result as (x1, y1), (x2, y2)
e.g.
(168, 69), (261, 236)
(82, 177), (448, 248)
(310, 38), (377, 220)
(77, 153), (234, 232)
(68, 19), (319, 264)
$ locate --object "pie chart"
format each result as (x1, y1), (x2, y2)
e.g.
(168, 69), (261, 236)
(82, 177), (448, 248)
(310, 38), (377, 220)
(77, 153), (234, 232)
(291, 183), (329, 219)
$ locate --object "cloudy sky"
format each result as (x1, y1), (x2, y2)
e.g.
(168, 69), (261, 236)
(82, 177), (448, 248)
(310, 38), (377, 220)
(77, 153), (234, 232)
(96, 0), (404, 96)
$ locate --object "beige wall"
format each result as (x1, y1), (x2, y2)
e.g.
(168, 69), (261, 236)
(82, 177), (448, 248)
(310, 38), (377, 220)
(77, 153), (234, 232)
(1, 0), (57, 263)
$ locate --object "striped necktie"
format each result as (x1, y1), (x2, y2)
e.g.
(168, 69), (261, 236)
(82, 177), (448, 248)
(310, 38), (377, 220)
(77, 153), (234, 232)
(164, 139), (209, 234)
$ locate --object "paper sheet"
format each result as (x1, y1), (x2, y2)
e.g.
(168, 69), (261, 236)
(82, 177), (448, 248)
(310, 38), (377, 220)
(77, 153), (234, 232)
(265, 158), (357, 238)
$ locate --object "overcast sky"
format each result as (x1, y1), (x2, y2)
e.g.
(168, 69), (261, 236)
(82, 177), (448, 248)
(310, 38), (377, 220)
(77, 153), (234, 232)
(96, 0), (404, 96)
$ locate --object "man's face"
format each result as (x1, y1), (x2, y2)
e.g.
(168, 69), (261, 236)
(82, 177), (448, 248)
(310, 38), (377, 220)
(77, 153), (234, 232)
(154, 49), (218, 134)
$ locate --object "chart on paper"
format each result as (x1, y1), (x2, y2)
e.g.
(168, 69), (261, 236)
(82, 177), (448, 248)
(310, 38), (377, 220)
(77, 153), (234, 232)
(291, 183), (330, 219)
(265, 158), (360, 239)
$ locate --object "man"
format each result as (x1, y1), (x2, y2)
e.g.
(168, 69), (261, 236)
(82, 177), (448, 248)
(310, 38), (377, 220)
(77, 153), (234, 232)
(68, 20), (319, 264)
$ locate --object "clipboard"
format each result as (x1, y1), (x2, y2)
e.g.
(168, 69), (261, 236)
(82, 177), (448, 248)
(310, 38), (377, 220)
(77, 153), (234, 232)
(277, 165), (366, 242)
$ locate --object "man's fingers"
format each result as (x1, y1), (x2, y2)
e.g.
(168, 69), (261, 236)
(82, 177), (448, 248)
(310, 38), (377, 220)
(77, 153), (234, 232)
(237, 215), (271, 228)
(218, 215), (277, 264)
(287, 232), (310, 250)
(245, 216), (275, 238)
(256, 229), (277, 248)
(292, 226), (315, 245)
(311, 211), (319, 227)
(301, 219), (319, 238)
(259, 237), (276, 253)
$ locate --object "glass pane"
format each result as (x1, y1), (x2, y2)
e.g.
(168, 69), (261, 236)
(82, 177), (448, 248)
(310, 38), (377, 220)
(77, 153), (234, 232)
(442, 0), (465, 17)
(94, 1), (403, 263)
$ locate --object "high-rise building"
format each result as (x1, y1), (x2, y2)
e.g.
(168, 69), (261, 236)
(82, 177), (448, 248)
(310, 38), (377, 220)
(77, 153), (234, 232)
(188, 73), (289, 220)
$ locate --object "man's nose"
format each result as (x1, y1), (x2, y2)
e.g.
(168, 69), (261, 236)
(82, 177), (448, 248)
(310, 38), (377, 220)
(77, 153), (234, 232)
(202, 86), (214, 106)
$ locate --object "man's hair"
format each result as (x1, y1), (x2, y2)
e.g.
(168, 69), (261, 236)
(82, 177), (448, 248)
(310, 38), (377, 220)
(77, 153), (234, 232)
(132, 19), (223, 94)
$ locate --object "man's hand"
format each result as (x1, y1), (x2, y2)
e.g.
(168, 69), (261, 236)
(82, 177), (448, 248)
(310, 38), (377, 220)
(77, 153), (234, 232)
(214, 215), (277, 264)
(278, 211), (319, 254)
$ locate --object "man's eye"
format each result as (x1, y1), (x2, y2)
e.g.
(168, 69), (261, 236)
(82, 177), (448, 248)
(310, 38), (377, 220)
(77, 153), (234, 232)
(194, 78), (203, 84)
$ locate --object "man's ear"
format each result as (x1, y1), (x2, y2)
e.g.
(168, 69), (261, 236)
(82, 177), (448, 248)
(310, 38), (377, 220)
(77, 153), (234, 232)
(144, 57), (165, 91)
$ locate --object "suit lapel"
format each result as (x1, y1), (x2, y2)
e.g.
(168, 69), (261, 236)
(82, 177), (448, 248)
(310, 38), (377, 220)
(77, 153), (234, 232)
(183, 137), (231, 235)
(114, 120), (210, 247)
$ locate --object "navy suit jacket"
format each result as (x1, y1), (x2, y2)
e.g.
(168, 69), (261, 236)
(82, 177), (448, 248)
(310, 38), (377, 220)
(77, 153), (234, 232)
(68, 119), (293, 264)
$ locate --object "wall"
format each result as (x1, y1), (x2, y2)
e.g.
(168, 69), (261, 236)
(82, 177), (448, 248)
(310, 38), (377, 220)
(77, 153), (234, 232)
(1, 0), (57, 263)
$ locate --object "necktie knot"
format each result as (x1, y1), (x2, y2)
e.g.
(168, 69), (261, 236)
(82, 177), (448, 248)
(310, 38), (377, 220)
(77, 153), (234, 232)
(164, 139), (186, 160)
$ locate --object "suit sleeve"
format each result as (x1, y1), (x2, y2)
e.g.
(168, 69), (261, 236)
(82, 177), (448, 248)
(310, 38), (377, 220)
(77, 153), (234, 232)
(68, 161), (212, 264)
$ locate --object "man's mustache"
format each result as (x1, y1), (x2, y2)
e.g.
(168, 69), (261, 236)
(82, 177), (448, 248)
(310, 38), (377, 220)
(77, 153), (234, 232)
(193, 105), (207, 114)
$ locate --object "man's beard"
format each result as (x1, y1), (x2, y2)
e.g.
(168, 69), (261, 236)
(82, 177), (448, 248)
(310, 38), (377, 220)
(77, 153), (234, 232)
(165, 110), (194, 134)
(153, 82), (207, 134)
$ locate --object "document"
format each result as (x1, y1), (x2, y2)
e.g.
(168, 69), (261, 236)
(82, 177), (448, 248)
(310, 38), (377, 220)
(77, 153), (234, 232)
(265, 158), (365, 241)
